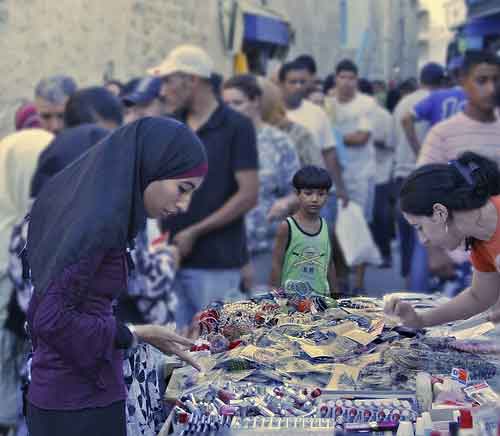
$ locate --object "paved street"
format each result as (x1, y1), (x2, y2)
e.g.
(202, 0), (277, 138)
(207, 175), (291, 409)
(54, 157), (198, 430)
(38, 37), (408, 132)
(363, 241), (407, 298)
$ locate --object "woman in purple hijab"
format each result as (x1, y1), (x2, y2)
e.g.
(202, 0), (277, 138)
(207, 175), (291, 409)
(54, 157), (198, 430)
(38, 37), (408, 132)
(24, 117), (207, 436)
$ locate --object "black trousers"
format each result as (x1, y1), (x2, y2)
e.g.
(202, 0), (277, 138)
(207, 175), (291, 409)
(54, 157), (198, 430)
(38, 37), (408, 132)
(27, 400), (126, 436)
(370, 181), (395, 259)
(394, 178), (416, 278)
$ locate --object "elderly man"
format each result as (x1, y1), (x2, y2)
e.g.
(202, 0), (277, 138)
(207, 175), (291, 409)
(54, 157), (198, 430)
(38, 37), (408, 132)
(34, 75), (77, 135)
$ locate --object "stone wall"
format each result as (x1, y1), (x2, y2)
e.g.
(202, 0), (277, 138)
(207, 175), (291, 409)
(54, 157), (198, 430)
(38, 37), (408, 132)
(1, 0), (345, 136)
(0, 0), (419, 137)
(0, 0), (227, 136)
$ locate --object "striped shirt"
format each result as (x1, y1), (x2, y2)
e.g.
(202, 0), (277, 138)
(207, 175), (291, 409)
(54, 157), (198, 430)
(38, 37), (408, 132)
(418, 112), (500, 167)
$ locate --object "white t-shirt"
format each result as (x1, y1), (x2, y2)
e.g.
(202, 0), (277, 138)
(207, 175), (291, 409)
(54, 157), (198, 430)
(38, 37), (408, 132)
(392, 89), (430, 179)
(372, 105), (394, 185)
(328, 93), (376, 179)
(286, 99), (336, 152)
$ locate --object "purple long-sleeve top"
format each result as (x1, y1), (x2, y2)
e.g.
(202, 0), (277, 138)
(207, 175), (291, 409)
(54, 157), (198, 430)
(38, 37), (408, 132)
(26, 250), (129, 410)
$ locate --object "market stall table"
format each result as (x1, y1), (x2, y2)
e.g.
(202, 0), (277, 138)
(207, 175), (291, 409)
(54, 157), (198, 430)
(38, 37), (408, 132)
(161, 289), (500, 435)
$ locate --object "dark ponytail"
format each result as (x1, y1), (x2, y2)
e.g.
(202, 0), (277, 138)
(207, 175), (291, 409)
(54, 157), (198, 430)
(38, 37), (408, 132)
(400, 152), (500, 216)
(459, 152), (500, 200)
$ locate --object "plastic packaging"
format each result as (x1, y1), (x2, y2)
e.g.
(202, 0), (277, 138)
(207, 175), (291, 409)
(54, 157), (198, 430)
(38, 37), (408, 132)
(471, 406), (500, 436)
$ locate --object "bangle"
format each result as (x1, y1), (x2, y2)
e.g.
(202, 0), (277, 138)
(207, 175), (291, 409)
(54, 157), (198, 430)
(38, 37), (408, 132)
(126, 324), (139, 349)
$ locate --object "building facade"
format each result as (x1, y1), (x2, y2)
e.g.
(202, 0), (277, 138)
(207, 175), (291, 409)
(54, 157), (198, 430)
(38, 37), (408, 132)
(418, 0), (455, 68)
(332, 0), (420, 81)
(0, 0), (421, 136)
(0, 0), (336, 136)
(444, 0), (467, 29)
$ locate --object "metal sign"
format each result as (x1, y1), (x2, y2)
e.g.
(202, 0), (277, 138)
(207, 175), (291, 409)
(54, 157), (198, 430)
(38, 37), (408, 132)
(218, 0), (244, 54)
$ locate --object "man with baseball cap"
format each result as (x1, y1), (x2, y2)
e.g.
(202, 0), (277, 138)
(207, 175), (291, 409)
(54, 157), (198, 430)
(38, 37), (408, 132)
(122, 76), (165, 123)
(149, 45), (259, 329)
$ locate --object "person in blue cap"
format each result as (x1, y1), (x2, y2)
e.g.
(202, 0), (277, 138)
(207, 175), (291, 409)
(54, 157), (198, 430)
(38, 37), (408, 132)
(122, 76), (166, 123)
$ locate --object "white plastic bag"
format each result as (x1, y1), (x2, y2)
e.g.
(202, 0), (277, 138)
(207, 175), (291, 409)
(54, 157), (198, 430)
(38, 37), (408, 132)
(335, 200), (381, 267)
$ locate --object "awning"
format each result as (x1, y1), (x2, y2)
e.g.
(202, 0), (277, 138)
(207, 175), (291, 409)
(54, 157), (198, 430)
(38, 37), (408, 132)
(240, 0), (291, 46)
(219, 0), (292, 54)
(462, 12), (500, 37)
(466, 0), (500, 20)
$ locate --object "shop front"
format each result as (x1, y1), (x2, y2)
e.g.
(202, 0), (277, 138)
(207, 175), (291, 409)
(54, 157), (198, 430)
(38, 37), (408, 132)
(219, 0), (293, 75)
(447, 1), (500, 66)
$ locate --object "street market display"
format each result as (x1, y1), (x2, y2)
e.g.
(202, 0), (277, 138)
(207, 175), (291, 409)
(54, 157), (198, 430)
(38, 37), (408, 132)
(165, 287), (500, 435)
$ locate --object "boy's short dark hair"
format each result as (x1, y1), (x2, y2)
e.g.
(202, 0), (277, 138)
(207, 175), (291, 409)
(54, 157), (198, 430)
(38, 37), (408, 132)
(293, 165), (332, 191)
(279, 60), (308, 83)
(335, 59), (358, 76)
(461, 50), (500, 77)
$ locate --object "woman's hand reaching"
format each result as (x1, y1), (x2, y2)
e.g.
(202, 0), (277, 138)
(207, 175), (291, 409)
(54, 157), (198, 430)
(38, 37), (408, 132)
(384, 297), (424, 328)
(134, 325), (201, 371)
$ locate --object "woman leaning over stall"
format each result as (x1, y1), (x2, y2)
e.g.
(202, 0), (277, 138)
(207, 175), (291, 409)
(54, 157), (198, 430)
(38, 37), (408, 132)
(25, 117), (206, 436)
(385, 152), (500, 328)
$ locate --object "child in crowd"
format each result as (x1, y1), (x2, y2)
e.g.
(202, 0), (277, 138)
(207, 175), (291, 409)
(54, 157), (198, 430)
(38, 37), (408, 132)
(271, 166), (337, 297)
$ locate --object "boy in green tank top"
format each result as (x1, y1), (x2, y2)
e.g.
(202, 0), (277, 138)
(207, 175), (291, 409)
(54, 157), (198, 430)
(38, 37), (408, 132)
(270, 166), (337, 297)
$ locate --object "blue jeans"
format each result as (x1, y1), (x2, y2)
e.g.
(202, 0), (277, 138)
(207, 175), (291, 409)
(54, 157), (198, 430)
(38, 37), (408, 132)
(173, 268), (241, 328)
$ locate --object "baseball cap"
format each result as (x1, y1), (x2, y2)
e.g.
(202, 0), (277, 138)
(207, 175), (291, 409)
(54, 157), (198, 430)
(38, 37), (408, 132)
(420, 62), (445, 85)
(147, 45), (213, 79)
(122, 77), (162, 107)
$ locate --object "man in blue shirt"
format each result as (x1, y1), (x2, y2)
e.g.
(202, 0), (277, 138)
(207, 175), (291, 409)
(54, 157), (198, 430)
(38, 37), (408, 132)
(402, 62), (465, 153)
(413, 85), (466, 125)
